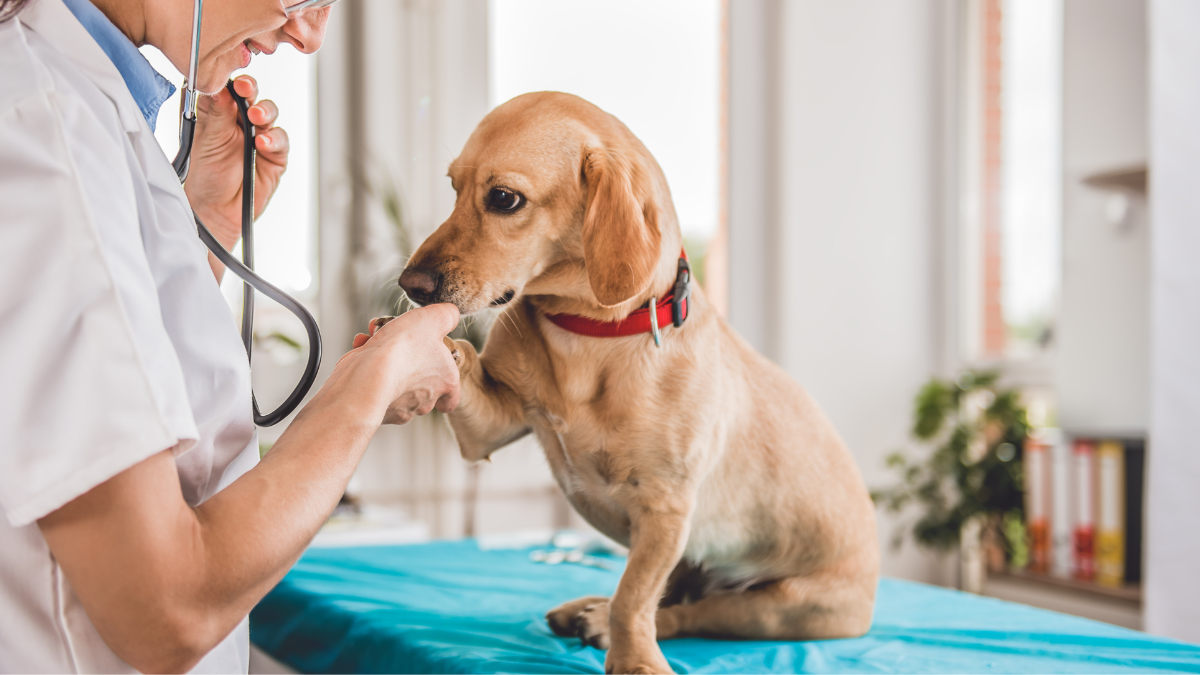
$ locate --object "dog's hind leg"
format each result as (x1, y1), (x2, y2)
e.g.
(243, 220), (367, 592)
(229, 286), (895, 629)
(654, 571), (876, 641)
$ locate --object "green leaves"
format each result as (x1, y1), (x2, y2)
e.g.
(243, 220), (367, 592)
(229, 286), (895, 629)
(913, 380), (954, 440)
(1003, 510), (1029, 569)
(256, 330), (302, 351)
(874, 370), (1030, 555)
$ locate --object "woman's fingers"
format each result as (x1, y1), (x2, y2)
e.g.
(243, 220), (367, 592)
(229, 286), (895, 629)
(248, 99), (279, 130)
(435, 389), (460, 414)
(255, 127), (290, 167)
(231, 75), (258, 105)
(343, 308), (462, 425)
(196, 77), (268, 134)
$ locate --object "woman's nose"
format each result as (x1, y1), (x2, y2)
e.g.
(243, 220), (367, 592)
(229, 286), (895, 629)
(283, 10), (330, 54)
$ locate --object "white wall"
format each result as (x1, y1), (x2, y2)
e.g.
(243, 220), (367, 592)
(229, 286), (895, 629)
(1056, 0), (1150, 437)
(1145, 0), (1200, 642)
(730, 0), (955, 585)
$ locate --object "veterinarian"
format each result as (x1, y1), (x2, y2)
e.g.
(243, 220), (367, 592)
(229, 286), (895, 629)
(0, 0), (460, 671)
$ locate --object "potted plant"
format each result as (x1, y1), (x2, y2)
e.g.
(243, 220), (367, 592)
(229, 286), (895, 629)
(871, 371), (1032, 589)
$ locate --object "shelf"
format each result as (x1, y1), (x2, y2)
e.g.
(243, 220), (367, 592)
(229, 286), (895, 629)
(984, 569), (1143, 630)
(1082, 165), (1147, 193)
(991, 568), (1142, 604)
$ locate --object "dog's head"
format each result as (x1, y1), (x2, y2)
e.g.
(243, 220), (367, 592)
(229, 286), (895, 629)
(399, 92), (680, 316)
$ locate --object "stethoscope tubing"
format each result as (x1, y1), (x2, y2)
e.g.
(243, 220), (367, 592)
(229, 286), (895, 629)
(173, 82), (324, 427)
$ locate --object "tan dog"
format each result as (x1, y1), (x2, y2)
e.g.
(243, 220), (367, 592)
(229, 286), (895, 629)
(398, 92), (878, 674)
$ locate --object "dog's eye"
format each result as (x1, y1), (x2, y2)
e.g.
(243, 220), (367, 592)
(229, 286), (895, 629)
(487, 187), (524, 213)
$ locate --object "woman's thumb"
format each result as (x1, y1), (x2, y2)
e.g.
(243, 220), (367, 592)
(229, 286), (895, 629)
(416, 303), (461, 337)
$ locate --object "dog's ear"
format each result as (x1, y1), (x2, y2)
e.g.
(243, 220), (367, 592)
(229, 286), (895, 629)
(581, 148), (663, 307)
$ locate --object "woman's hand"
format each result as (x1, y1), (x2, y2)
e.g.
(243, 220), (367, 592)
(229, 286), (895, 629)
(317, 305), (462, 426)
(184, 75), (289, 257)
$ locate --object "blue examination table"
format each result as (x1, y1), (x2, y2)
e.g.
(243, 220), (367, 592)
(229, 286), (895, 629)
(250, 540), (1200, 673)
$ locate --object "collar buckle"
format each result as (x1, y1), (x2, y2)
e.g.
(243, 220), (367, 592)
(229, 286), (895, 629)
(671, 256), (692, 328)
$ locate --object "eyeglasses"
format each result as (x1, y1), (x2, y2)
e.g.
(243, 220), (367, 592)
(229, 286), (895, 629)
(284, 0), (342, 17)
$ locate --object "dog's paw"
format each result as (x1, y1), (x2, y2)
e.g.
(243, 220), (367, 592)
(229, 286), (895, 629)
(546, 596), (611, 650)
(605, 645), (674, 675)
(369, 316), (396, 335)
(446, 338), (478, 374)
(442, 336), (462, 364)
(575, 600), (612, 650)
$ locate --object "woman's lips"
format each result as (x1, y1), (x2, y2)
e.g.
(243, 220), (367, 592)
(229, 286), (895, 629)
(239, 42), (252, 68)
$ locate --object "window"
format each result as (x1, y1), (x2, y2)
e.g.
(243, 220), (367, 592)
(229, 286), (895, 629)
(489, 0), (722, 285)
(960, 0), (1063, 364)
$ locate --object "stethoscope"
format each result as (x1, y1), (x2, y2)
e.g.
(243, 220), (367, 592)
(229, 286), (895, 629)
(172, 0), (338, 426)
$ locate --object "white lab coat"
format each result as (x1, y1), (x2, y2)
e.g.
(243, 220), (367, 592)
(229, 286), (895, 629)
(0, 0), (259, 671)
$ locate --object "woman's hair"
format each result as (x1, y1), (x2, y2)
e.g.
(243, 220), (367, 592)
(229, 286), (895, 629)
(0, 0), (31, 22)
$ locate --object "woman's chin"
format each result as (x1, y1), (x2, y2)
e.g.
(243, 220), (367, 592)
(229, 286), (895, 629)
(195, 70), (237, 95)
(194, 53), (247, 94)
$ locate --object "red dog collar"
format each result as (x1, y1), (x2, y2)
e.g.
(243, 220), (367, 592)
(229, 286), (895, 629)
(546, 252), (691, 347)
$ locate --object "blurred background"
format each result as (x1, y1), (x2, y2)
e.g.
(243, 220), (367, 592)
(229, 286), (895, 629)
(142, 0), (1199, 643)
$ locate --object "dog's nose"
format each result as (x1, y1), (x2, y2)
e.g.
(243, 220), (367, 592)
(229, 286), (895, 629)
(399, 267), (442, 305)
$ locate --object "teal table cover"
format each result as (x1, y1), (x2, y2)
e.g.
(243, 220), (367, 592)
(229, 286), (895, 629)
(250, 540), (1200, 674)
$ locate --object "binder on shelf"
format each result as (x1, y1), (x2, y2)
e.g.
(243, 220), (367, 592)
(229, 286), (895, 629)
(1072, 439), (1096, 582)
(1024, 435), (1051, 574)
(1049, 430), (1072, 579)
(1124, 439), (1145, 584)
(1095, 440), (1125, 587)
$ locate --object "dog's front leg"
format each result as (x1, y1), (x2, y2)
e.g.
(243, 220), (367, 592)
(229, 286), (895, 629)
(445, 339), (530, 462)
(607, 481), (693, 675)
